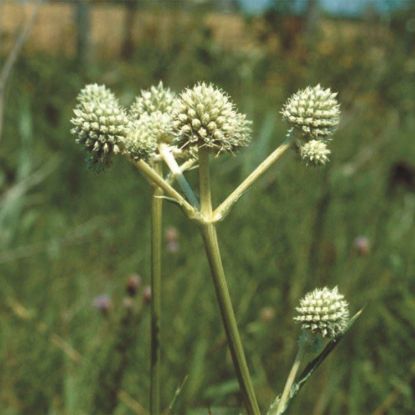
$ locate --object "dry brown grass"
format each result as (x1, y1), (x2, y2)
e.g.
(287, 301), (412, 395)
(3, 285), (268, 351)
(0, 2), (388, 60)
(0, 2), (253, 57)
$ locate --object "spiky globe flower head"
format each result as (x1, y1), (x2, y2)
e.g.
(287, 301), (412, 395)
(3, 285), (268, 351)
(294, 287), (349, 339)
(172, 82), (251, 154)
(76, 83), (116, 105)
(71, 87), (129, 164)
(130, 81), (175, 120)
(299, 139), (331, 167)
(281, 84), (340, 140)
(124, 111), (173, 161)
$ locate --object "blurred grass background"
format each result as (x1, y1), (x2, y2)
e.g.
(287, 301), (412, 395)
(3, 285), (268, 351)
(1, 0), (415, 414)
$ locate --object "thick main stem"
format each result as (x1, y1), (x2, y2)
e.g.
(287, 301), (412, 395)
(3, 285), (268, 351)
(150, 163), (163, 415)
(198, 148), (260, 415)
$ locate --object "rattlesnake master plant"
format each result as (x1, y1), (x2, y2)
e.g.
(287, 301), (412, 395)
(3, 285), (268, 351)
(76, 83), (116, 105)
(270, 287), (353, 415)
(172, 82), (252, 154)
(70, 84), (129, 164)
(130, 81), (175, 120)
(281, 84), (340, 140)
(124, 112), (173, 161)
(70, 81), (354, 415)
(294, 286), (350, 339)
(299, 139), (331, 167)
(281, 84), (340, 167)
(70, 82), (341, 168)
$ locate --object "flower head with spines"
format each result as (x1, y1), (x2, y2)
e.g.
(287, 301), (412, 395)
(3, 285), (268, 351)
(76, 83), (116, 105)
(130, 81), (175, 120)
(172, 82), (251, 154)
(299, 139), (331, 167)
(71, 84), (129, 165)
(124, 111), (173, 161)
(281, 84), (340, 140)
(294, 287), (349, 339)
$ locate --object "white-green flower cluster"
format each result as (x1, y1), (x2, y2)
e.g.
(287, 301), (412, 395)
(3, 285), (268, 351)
(294, 287), (349, 339)
(124, 112), (173, 161)
(172, 82), (251, 154)
(281, 85), (340, 139)
(130, 81), (175, 120)
(282, 84), (340, 167)
(70, 84), (129, 164)
(71, 81), (253, 163)
(76, 83), (115, 105)
(299, 140), (331, 167)
(126, 82), (177, 158)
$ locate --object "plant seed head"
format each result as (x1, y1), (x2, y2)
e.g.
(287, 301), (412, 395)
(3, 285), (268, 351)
(76, 83), (116, 105)
(299, 139), (331, 167)
(71, 84), (129, 165)
(130, 81), (175, 120)
(172, 82), (251, 154)
(92, 294), (112, 315)
(126, 274), (142, 297)
(124, 111), (173, 160)
(143, 286), (152, 304)
(294, 286), (349, 339)
(281, 84), (340, 140)
(353, 236), (371, 256)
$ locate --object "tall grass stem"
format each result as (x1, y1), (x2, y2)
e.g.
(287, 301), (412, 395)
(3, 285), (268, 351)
(150, 162), (163, 415)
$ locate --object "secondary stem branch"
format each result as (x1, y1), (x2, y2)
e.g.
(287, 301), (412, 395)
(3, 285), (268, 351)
(134, 159), (198, 220)
(214, 137), (293, 221)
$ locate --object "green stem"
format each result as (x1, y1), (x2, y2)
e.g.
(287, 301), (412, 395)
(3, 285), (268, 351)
(198, 148), (260, 415)
(275, 344), (305, 415)
(150, 162), (163, 415)
(166, 157), (196, 184)
(159, 143), (199, 208)
(214, 135), (293, 221)
(134, 159), (198, 220)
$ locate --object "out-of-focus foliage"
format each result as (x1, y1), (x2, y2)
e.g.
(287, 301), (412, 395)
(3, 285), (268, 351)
(1, 2), (415, 414)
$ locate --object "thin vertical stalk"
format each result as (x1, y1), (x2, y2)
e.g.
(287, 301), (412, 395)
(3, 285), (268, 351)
(150, 162), (163, 415)
(74, 0), (91, 66)
(275, 345), (305, 415)
(0, 0), (42, 143)
(198, 148), (260, 415)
